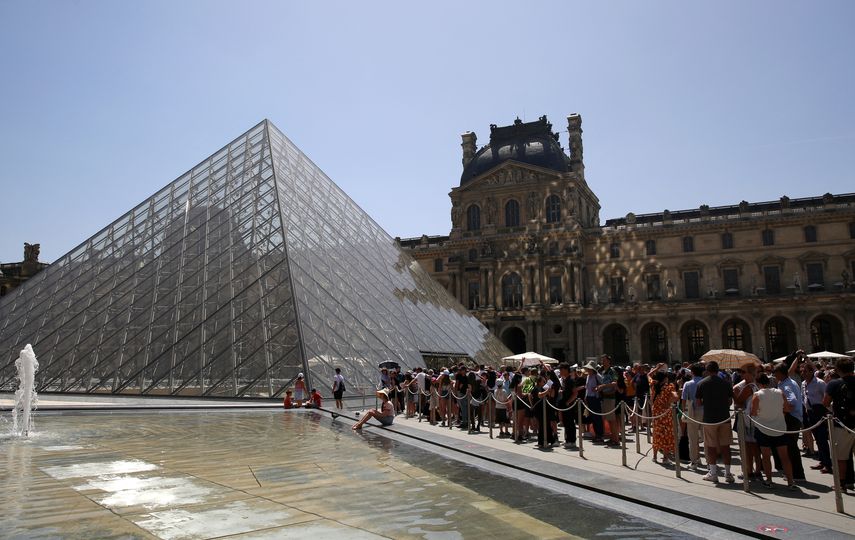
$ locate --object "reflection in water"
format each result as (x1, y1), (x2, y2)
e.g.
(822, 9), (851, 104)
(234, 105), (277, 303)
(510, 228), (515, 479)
(0, 411), (695, 539)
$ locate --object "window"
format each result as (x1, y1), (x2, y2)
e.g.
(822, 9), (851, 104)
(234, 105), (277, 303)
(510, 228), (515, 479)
(763, 266), (781, 294)
(501, 273), (523, 309)
(548, 241), (559, 256)
(468, 248), (478, 262)
(762, 229), (774, 246)
(685, 324), (707, 362)
(609, 242), (620, 259)
(806, 262), (824, 290)
(467, 281), (480, 309)
(505, 199), (520, 227)
(434, 258), (443, 272)
(811, 318), (834, 352)
(721, 232), (733, 249)
(724, 321), (747, 350)
(545, 194), (561, 223)
(682, 236), (694, 253)
(548, 275), (562, 305)
(723, 268), (739, 295)
(850, 222), (855, 239)
(683, 271), (700, 299)
(645, 239), (656, 256)
(610, 276), (624, 303)
(466, 205), (481, 231)
(804, 225), (817, 243)
(646, 274), (661, 300)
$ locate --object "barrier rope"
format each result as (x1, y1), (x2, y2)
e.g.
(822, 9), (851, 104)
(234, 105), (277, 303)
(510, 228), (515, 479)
(581, 400), (624, 417)
(673, 407), (737, 426)
(748, 415), (828, 436)
(546, 398), (579, 412)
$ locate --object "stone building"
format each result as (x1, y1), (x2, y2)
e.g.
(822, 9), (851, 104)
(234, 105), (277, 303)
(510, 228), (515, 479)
(400, 114), (855, 365)
(0, 243), (48, 297)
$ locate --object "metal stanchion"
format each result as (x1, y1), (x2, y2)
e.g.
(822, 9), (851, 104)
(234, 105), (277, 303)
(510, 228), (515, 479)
(513, 394), (518, 442)
(635, 400), (642, 455)
(646, 399), (652, 444)
(467, 388), (473, 434)
(736, 409), (750, 493)
(827, 415), (844, 513)
(489, 391), (494, 439)
(673, 404), (681, 479)
(418, 390), (423, 423)
(448, 388), (453, 430)
(620, 402), (627, 467)
(577, 400), (585, 459)
(541, 397), (548, 449)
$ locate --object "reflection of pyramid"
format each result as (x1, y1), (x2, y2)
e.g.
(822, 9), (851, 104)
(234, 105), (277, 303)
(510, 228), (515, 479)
(0, 121), (509, 398)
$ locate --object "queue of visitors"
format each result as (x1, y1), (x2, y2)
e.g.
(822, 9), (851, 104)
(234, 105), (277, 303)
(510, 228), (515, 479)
(368, 352), (855, 493)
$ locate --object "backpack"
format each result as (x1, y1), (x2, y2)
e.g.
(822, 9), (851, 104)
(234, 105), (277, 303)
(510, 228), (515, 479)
(835, 376), (855, 428)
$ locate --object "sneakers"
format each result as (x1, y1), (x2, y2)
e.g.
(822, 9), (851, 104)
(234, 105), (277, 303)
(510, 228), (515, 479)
(762, 480), (773, 488)
(725, 473), (735, 484)
(702, 472), (719, 483)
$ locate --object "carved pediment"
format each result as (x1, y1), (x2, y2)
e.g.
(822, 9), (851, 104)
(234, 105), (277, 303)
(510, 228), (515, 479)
(455, 161), (562, 193)
(797, 250), (829, 266)
(716, 257), (745, 275)
(755, 254), (785, 271)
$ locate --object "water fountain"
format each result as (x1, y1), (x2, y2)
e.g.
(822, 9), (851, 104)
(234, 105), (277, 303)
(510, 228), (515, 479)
(12, 344), (39, 437)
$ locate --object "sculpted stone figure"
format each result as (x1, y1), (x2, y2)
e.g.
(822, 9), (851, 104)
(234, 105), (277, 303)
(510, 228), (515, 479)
(591, 286), (599, 305)
(525, 234), (539, 254)
(665, 279), (676, 299)
(450, 200), (461, 228)
(24, 243), (40, 263)
(793, 272), (802, 292)
(484, 197), (497, 224)
(527, 192), (538, 219)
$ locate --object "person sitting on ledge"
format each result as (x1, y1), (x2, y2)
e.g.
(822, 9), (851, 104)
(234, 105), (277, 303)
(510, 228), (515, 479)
(283, 389), (294, 409)
(353, 388), (395, 430)
(307, 388), (322, 409)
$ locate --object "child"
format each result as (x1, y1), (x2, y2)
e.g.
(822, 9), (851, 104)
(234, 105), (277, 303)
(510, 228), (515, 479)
(283, 389), (294, 409)
(308, 388), (322, 409)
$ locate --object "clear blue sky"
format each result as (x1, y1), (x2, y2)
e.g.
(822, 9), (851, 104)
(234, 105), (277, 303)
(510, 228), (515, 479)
(1, 1), (853, 263)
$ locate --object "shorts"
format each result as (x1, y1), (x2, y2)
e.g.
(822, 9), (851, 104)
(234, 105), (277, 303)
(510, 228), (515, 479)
(495, 408), (509, 424)
(602, 398), (616, 422)
(377, 415), (394, 426)
(333, 390), (343, 400)
(754, 429), (787, 449)
(703, 422), (732, 448)
(832, 426), (855, 461)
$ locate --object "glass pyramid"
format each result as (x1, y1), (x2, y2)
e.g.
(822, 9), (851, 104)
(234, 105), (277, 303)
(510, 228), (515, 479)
(0, 120), (509, 398)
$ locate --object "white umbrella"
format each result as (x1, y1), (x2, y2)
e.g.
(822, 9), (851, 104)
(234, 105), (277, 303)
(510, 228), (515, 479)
(845, 350), (855, 356)
(700, 349), (761, 370)
(771, 355), (789, 365)
(501, 351), (558, 367)
(806, 351), (852, 360)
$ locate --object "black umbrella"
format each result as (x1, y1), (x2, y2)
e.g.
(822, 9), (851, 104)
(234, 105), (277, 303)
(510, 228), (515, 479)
(378, 361), (400, 370)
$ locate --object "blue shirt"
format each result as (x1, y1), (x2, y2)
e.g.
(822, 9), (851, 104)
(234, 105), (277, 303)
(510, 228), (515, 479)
(778, 376), (803, 422)
(802, 376), (826, 409)
(681, 376), (704, 402)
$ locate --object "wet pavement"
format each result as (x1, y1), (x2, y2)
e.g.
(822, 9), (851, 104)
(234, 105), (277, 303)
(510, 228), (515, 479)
(0, 409), (712, 539)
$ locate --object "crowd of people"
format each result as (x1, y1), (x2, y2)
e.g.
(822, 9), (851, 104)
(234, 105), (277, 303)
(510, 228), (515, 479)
(367, 351), (855, 493)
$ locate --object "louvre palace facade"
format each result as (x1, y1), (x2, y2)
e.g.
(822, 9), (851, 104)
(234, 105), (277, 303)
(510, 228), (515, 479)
(400, 114), (855, 365)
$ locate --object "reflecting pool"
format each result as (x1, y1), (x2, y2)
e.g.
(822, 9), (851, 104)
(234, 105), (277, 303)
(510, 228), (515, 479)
(1, 410), (698, 539)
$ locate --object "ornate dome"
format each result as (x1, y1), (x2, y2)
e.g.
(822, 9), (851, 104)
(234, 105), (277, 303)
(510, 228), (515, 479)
(460, 115), (571, 185)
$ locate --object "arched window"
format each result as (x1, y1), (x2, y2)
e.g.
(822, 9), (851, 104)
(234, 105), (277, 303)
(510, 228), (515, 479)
(501, 273), (523, 309)
(504, 199), (520, 227)
(682, 322), (708, 362)
(545, 194), (561, 223)
(722, 319), (751, 351)
(466, 205), (481, 231)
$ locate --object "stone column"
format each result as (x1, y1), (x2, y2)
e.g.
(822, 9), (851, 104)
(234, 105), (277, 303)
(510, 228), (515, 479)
(488, 268), (496, 308)
(461, 132), (477, 168)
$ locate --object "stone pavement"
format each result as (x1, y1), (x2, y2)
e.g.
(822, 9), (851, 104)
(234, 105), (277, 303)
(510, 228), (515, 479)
(370, 411), (854, 538)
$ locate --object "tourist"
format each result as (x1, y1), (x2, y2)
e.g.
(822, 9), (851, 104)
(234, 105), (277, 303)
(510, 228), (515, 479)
(454, 365), (469, 429)
(681, 363), (706, 471)
(773, 359), (806, 481)
(558, 362), (579, 449)
(332, 367), (345, 410)
(494, 372), (512, 438)
(733, 365), (762, 480)
(534, 367), (558, 447)
(308, 388), (322, 409)
(633, 364), (651, 432)
(352, 389), (395, 430)
(823, 357), (855, 491)
(800, 360), (831, 474)
(695, 361), (735, 484)
(380, 367), (391, 389)
(751, 373), (796, 489)
(283, 389), (294, 409)
(429, 372), (440, 425)
(294, 373), (308, 407)
(511, 373), (529, 442)
(596, 355), (620, 448)
(650, 366), (677, 464)
(584, 361), (604, 443)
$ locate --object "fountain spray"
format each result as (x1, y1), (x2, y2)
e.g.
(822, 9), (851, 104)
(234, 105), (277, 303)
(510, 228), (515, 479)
(12, 344), (39, 437)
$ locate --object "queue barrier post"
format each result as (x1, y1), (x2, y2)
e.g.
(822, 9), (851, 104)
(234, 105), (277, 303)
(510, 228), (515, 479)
(827, 415), (844, 514)
(645, 399), (652, 444)
(512, 393), (518, 442)
(467, 388), (473, 434)
(540, 396), (547, 449)
(620, 401), (627, 467)
(672, 404), (681, 479)
(418, 389), (423, 422)
(635, 399), (642, 455)
(577, 399), (585, 459)
(489, 391), (494, 439)
(448, 388), (453, 430)
(735, 409), (750, 493)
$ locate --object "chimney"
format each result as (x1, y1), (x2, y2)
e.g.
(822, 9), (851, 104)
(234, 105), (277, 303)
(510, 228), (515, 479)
(567, 114), (583, 166)
(461, 131), (477, 168)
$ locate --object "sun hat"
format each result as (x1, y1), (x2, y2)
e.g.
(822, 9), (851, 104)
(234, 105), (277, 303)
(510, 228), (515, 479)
(376, 388), (390, 399)
(297, 373), (304, 378)
(583, 361), (598, 371)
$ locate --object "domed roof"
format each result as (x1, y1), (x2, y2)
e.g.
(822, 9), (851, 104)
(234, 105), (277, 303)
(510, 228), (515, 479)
(460, 116), (571, 185)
